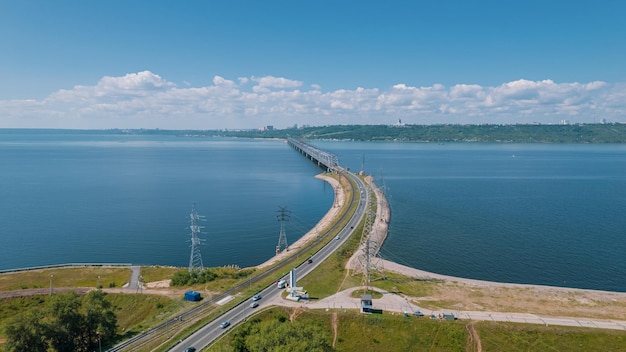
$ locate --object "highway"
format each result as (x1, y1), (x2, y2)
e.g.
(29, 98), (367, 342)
(169, 170), (368, 352)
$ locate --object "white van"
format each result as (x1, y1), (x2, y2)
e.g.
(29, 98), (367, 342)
(277, 279), (286, 289)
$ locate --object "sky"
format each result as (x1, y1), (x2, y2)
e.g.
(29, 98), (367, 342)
(1, 1), (625, 129)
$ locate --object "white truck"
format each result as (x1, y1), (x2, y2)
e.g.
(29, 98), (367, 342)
(277, 279), (286, 289)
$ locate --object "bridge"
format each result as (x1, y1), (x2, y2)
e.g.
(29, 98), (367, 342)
(287, 137), (339, 172)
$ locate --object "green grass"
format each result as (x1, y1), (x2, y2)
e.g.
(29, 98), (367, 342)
(105, 293), (188, 336)
(336, 312), (467, 352)
(139, 265), (180, 283)
(0, 267), (131, 290)
(207, 307), (626, 352)
(206, 307), (467, 352)
(477, 321), (626, 351)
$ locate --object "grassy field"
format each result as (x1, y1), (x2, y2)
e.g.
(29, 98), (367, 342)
(206, 306), (626, 352)
(0, 266), (131, 290)
(476, 321), (626, 352)
(139, 265), (180, 283)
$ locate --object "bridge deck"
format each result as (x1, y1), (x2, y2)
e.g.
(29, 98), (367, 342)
(287, 137), (339, 172)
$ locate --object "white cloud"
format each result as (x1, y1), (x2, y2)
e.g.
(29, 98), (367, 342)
(1, 71), (625, 129)
(251, 76), (303, 89)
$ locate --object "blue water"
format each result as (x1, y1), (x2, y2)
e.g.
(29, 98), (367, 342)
(313, 141), (626, 292)
(0, 130), (334, 270)
(2, 131), (625, 292)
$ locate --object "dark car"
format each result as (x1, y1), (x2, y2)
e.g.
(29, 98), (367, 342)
(307, 258), (313, 264)
(184, 348), (196, 352)
(220, 321), (230, 329)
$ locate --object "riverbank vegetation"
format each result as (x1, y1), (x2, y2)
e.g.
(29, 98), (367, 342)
(218, 123), (626, 143)
(92, 123), (626, 143)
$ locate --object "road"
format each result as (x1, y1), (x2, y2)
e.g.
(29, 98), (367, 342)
(170, 170), (368, 352)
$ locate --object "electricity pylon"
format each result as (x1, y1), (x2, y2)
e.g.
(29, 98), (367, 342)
(355, 186), (385, 292)
(188, 203), (206, 273)
(276, 206), (291, 255)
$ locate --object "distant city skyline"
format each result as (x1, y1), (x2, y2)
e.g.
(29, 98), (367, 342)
(1, 1), (625, 129)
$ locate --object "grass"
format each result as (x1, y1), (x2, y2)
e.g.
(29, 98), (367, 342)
(208, 306), (465, 352)
(139, 265), (180, 283)
(0, 267), (131, 290)
(207, 306), (626, 352)
(477, 321), (626, 351)
(106, 293), (188, 336)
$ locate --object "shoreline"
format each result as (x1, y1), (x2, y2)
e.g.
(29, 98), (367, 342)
(257, 171), (626, 298)
(254, 173), (345, 270)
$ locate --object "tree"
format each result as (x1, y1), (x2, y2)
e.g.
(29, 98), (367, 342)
(4, 310), (48, 352)
(47, 291), (83, 352)
(81, 290), (118, 350)
(3, 291), (118, 352)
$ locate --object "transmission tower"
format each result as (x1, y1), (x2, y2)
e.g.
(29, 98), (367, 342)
(355, 186), (384, 291)
(188, 203), (206, 273)
(276, 206), (291, 255)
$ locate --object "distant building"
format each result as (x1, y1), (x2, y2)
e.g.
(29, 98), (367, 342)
(392, 118), (405, 127)
(560, 119), (570, 125)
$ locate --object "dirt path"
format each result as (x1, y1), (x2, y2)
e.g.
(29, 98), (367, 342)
(466, 321), (482, 352)
(331, 312), (338, 348)
(289, 306), (306, 322)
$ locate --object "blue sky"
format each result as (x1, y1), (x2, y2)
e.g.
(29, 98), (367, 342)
(1, 1), (625, 129)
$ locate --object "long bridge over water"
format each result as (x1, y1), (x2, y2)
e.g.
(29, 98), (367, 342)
(287, 137), (339, 172)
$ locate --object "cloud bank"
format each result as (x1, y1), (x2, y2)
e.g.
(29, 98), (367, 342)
(1, 71), (624, 129)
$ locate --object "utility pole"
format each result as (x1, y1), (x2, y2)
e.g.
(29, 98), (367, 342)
(356, 186), (384, 292)
(276, 206), (291, 255)
(188, 203), (206, 274)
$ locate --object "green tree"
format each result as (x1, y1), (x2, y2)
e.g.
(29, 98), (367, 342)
(47, 291), (83, 352)
(3, 309), (48, 352)
(3, 291), (118, 352)
(80, 290), (118, 350)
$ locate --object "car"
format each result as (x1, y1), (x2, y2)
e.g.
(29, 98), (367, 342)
(184, 348), (196, 352)
(335, 235), (340, 240)
(252, 294), (262, 301)
(307, 258), (313, 264)
(413, 310), (424, 317)
(220, 321), (230, 329)
(250, 301), (259, 308)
